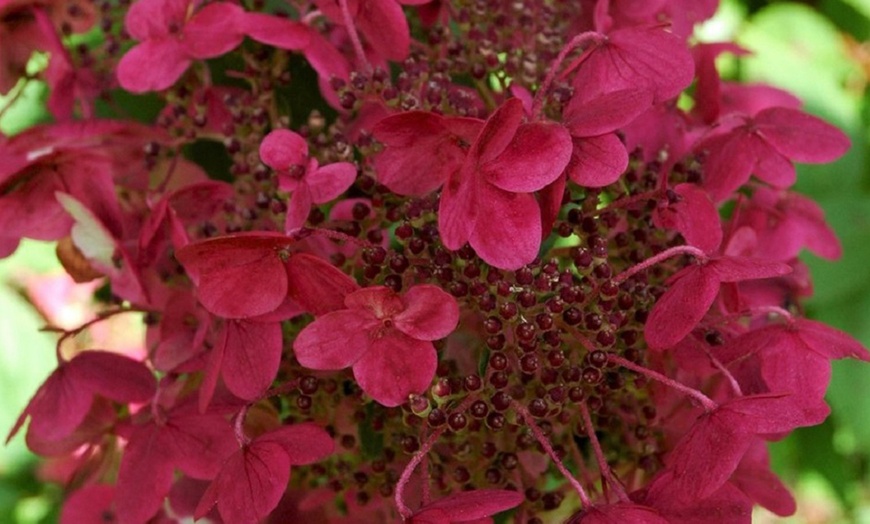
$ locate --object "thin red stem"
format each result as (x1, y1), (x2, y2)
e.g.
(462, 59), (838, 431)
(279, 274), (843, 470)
(338, 0), (370, 70)
(510, 400), (592, 507)
(612, 245), (707, 285)
(578, 402), (628, 502)
(532, 32), (602, 119)
(608, 355), (718, 412)
(394, 395), (478, 518)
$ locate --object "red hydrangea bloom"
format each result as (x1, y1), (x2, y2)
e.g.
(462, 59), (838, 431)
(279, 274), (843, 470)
(114, 405), (237, 523)
(371, 111), (482, 196)
(652, 183), (722, 254)
(731, 187), (842, 261)
(117, 0), (245, 92)
(294, 284), (459, 406)
(259, 129), (357, 233)
(195, 423), (334, 524)
(655, 394), (829, 505)
(697, 107), (851, 201)
(562, 87), (652, 187)
(175, 232), (359, 319)
(7, 350), (155, 444)
(196, 319), (283, 412)
(569, 25), (695, 103)
(645, 254), (792, 350)
(438, 98), (571, 269)
(719, 318), (870, 412)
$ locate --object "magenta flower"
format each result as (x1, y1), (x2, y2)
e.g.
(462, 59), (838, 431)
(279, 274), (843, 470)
(655, 394), (829, 505)
(570, 26), (695, 103)
(439, 98), (571, 269)
(114, 407), (237, 523)
(645, 253), (792, 350)
(195, 424), (334, 524)
(7, 350), (155, 444)
(652, 183), (722, 254)
(117, 0), (245, 92)
(294, 284), (459, 406)
(197, 319), (284, 412)
(175, 232), (359, 319)
(259, 129), (357, 232)
(698, 107), (851, 201)
(562, 87), (652, 187)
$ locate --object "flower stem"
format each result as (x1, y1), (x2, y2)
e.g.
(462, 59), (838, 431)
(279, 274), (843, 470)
(338, 0), (370, 70)
(511, 400), (592, 507)
(532, 32), (602, 119)
(578, 402), (628, 502)
(394, 395), (478, 518)
(608, 355), (718, 412)
(612, 245), (707, 285)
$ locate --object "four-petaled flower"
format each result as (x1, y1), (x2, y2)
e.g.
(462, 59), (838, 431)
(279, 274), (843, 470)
(117, 0), (245, 92)
(294, 284), (460, 406)
(259, 129), (357, 233)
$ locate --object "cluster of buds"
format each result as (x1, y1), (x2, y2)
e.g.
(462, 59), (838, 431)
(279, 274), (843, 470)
(2, 0), (867, 523)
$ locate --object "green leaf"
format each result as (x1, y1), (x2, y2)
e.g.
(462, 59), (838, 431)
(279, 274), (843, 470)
(738, 4), (863, 131)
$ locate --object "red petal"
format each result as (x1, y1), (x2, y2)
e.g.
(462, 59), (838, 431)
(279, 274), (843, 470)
(196, 442), (291, 524)
(116, 39), (191, 93)
(372, 112), (475, 196)
(175, 233), (292, 318)
(645, 265), (720, 350)
(183, 2), (245, 58)
(575, 27), (694, 103)
(71, 351), (155, 402)
(285, 183), (313, 233)
(354, 331), (437, 406)
(242, 13), (311, 49)
(468, 187), (542, 270)
(164, 412), (237, 479)
(116, 425), (175, 524)
(707, 256), (792, 283)
(749, 136), (795, 188)
(221, 320), (283, 400)
(755, 107), (850, 163)
(357, 0), (411, 61)
(9, 365), (92, 443)
(667, 412), (753, 502)
(794, 319), (870, 362)
(259, 129), (308, 171)
(564, 88), (653, 136)
(60, 485), (116, 524)
(572, 503), (668, 524)
(653, 183), (722, 253)
(438, 165), (479, 250)
(394, 285), (460, 341)
(471, 98), (523, 164)
(285, 252), (360, 315)
(293, 310), (376, 370)
(414, 489), (524, 521)
(199, 333), (226, 413)
(124, 0), (186, 40)
(566, 133), (628, 187)
(699, 131), (756, 202)
(345, 286), (405, 318)
(484, 122), (571, 193)
(258, 423), (335, 465)
(306, 162), (356, 203)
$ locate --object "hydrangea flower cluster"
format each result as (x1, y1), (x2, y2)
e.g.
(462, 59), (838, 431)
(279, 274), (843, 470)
(3, 0), (867, 522)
